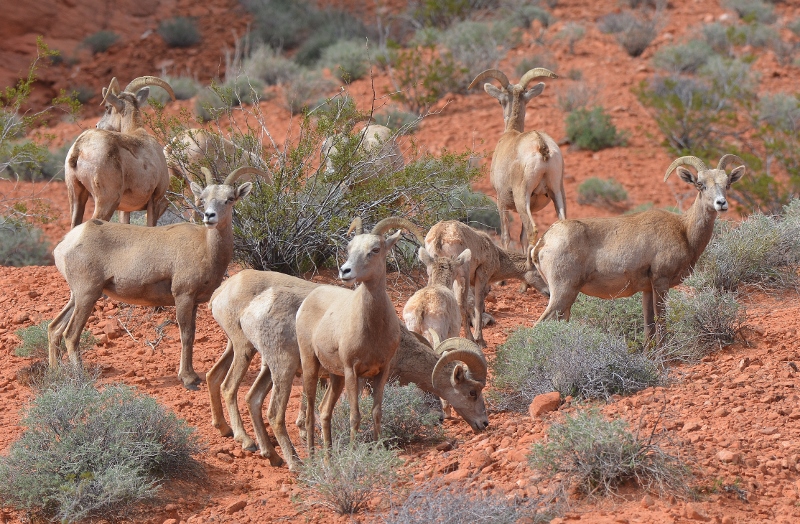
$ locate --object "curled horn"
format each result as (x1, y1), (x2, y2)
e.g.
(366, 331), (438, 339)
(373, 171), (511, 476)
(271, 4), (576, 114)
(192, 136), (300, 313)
(518, 68), (558, 90)
(431, 338), (488, 385)
(370, 217), (425, 244)
(100, 77), (121, 106)
(717, 154), (746, 172)
(124, 76), (176, 101)
(347, 217), (364, 236)
(468, 69), (510, 90)
(427, 329), (442, 348)
(223, 166), (266, 186)
(200, 167), (215, 186)
(663, 156), (708, 182)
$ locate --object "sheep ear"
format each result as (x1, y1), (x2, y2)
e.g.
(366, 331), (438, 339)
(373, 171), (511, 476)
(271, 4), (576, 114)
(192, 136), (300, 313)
(677, 167), (696, 185)
(728, 165), (745, 184)
(190, 181), (204, 199)
(484, 83), (504, 101)
(418, 247), (433, 266)
(522, 82), (545, 102)
(451, 364), (466, 386)
(105, 92), (125, 113)
(456, 248), (471, 267)
(135, 87), (150, 106)
(385, 230), (402, 250)
(236, 182), (253, 200)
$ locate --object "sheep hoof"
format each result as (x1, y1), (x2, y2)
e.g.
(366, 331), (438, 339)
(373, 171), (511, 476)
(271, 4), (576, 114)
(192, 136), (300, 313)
(263, 452), (284, 467)
(183, 381), (200, 391)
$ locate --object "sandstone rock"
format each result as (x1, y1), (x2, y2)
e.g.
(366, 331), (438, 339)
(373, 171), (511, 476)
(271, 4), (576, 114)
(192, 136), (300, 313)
(529, 392), (560, 418)
(12, 312), (28, 324)
(713, 407), (729, 417)
(685, 502), (709, 521)
(225, 500), (246, 514)
(717, 450), (739, 463)
(216, 452), (233, 463)
(443, 468), (470, 483)
(641, 494), (654, 508)
(162, 519), (178, 524)
(683, 419), (702, 432)
(436, 441), (453, 452)
(721, 517), (734, 524)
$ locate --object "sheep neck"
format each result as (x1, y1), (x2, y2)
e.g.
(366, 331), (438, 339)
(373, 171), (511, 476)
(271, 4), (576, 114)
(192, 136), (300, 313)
(205, 224), (234, 277)
(505, 91), (526, 133)
(393, 333), (438, 394)
(120, 110), (144, 134)
(495, 249), (527, 281)
(352, 274), (395, 331)
(681, 194), (718, 266)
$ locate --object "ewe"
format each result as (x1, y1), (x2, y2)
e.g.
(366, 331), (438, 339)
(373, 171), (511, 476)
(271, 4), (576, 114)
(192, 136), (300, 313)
(48, 167), (262, 388)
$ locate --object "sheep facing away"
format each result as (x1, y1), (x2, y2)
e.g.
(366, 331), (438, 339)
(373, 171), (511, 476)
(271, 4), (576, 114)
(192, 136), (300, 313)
(532, 154), (746, 342)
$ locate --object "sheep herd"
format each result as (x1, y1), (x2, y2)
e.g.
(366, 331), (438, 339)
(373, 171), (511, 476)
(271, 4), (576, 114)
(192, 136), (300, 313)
(46, 69), (746, 469)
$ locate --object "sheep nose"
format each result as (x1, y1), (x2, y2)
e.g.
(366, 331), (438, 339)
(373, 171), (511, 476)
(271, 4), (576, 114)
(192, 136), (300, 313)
(204, 211), (216, 221)
(483, 420), (489, 428)
(716, 198), (728, 209)
(339, 266), (351, 279)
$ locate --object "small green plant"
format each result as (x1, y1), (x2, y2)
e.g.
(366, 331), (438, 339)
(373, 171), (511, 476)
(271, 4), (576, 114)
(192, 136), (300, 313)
(0, 371), (202, 522)
(0, 216), (51, 266)
(492, 322), (662, 412)
(616, 16), (658, 57)
(447, 187), (501, 233)
(292, 10), (372, 66)
(243, 45), (301, 85)
(372, 108), (421, 134)
(194, 86), (226, 122)
(515, 52), (558, 78)
(440, 20), (519, 90)
(297, 439), (400, 514)
(70, 85), (95, 104)
(570, 293), (645, 347)
(788, 18), (800, 38)
(15, 320), (96, 358)
(652, 40), (715, 74)
(389, 45), (462, 115)
(149, 76), (201, 104)
(558, 22), (585, 54)
(557, 82), (596, 113)
(82, 31), (119, 54)
(158, 16), (201, 47)
(281, 69), (335, 115)
(577, 177), (628, 208)
(597, 12), (636, 34)
(724, 0), (776, 24)
(566, 106), (627, 151)
(321, 40), (369, 82)
(700, 22), (735, 55)
(529, 409), (688, 497)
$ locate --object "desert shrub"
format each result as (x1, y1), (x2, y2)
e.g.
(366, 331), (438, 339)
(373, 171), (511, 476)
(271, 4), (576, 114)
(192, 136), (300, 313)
(386, 481), (551, 524)
(243, 45), (301, 85)
(597, 12), (636, 34)
(410, 0), (498, 28)
(15, 320), (95, 358)
(576, 177), (628, 208)
(516, 52), (558, 78)
(448, 187), (501, 233)
(788, 18), (800, 38)
(0, 216), (51, 266)
(700, 22), (735, 55)
(724, 0), (776, 24)
(292, 10), (372, 66)
(0, 372), (201, 522)
(616, 17), (659, 57)
(566, 106), (626, 151)
(149, 76), (201, 104)
(321, 40), (370, 82)
(570, 293), (646, 348)
(557, 82), (596, 113)
(242, 0), (320, 49)
(652, 40), (715, 74)
(82, 31), (119, 54)
(558, 22), (585, 54)
(297, 439), (400, 514)
(500, 0), (555, 30)
(70, 85), (95, 104)
(440, 20), (518, 89)
(3, 140), (71, 181)
(281, 69), (336, 114)
(372, 108), (421, 134)
(491, 322), (662, 412)
(222, 76), (265, 106)
(529, 409), (688, 497)
(388, 45), (462, 115)
(158, 16), (201, 48)
(194, 86), (227, 122)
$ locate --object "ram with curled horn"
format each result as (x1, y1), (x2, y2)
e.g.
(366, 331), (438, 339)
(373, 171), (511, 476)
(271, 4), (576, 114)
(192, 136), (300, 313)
(532, 154), (745, 343)
(469, 67), (566, 259)
(49, 166), (261, 388)
(65, 75), (178, 227)
(206, 269), (490, 470)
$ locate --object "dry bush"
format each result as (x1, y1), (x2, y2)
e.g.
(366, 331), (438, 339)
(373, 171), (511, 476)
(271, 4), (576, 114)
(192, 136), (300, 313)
(576, 177), (629, 208)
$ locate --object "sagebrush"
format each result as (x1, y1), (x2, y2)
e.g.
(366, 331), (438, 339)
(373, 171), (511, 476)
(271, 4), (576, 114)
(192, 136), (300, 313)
(15, 320), (95, 358)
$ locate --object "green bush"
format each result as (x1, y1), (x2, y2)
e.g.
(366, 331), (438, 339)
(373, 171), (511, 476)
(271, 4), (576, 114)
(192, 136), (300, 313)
(410, 0), (495, 28)
(576, 177), (628, 208)
(3, 141), (71, 181)
(321, 40), (370, 82)
(700, 22), (735, 55)
(557, 82), (595, 113)
(15, 320), (95, 359)
(597, 12), (636, 34)
(616, 16), (658, 57)
(194, 86), (226, 122)
(389, 45), (462, 115)
(788, 18), (800, 38)
(724, 0), (776, 24)
(447, 187), (501, 233)
(243, 0), (319, 49)
(558, 22), (585, 54)
(491, 322), (662, 412)
(70, 85), (95, 104)
(0, 372), (201, 522)
(280, 69), (335, 115)
(0, 216), (51, 266)
(292, 10), (372, 66)
(82, 31), (119, 54)
(566, 106), (626, 151)
(529, 409), (688, 497)
(243, 45), (301, 85)
(515, 52), (558, 78)
(149, 76), (201, 104)
(158, 16), (201, 47)
(500, 0), (555, 30)
(570, 293), (645, 348)
(297, 440), (400, 514)
(372, 108), (421, 134)
(652, 40), (715, 74)
(440, 20), (519, 90)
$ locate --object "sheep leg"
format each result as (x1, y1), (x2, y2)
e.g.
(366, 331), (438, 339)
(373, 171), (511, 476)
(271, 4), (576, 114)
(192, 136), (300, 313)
(68, 182), (89, 228)
(343, 366), (362, 445)
(265, 360), (302, 470)
(220, 339), (258, 451)
(454, 277), (474, 344)
(499, 207), (512, 251)
(642, 291), (656, 343)
(536, 287), (580, 323)
(245, 363), (285, 467)
(552, 181), (567, 221)
(92, 197), (122, 222)
(119, 211), (131, 224)
(320, 374), (345, 451)
(471, 269), (490, 348)
(48, 293), (75, 366)
(207, 339), (235, 437)
(175, 295), (201, 388)
(370, 365), (392, 442)
(301, 356), (321, 455)
(652, 279), (671, 345)
(62, 289), (102, 367)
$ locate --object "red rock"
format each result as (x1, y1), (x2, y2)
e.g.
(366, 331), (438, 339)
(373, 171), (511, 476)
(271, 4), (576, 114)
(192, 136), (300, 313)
(685, 502), (709, 521)
(12, 313), (28, 324)
(216, 452), (233, 463)
(683, 419), (702, 432)
(717, 450), (739, 463)
(443, 468), (470, 483)
(529, 392), (560, 418)
(162, 520), (178, 524)
(641, 494), (654, 508)
(225, 500), (247, 514)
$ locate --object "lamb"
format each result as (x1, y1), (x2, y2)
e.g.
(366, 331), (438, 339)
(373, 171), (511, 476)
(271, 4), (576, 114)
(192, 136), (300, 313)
(65, 76), (176, 227)
(48, 166), (262, 388)
(207, 269), (489, 470)
(321, 123), (404, 184)
(532, 155), (746, 342)
(469, 68), (566, 255)
(425, 220), (550, 347)
(297, 216), (424, 452)
(402, 247), (472, 345)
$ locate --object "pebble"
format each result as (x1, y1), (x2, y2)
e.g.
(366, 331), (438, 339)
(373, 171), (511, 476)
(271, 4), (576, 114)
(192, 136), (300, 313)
(528, 391), (560, 418)
(225, 500), (247, 514)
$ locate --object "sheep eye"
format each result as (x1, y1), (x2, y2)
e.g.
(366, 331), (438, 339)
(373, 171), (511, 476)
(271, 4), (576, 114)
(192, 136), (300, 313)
(227, 196), (234, 202)
(371, 247), (380, 254)
(469, 390), (477, 398)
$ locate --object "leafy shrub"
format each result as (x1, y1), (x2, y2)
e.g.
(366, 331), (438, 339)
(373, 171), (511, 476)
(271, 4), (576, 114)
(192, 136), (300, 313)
(410, 0), (497, 28)
(516, 52), (558, 78)
(243, 0), (320, 49)
(3, 141), (71, 181)
(734, 21), (778, 48)
(82, 31), (119, 54)
(448, 187), (501, 233)
(598, 12), (636, 34)
(616, 17), (658, 57)
(149, 76), (201, 104)
(194, 86), (227, 122)
(557, 82), (596, 113)
(440, 20), (518, 89)
(0, 372), (201, 522)
(500, 0), (555, 30)
(158, 16), (201, 47)
(558, 22), (585, 54)
(530, 409), (688, 497)
(243, 45), (301, 85)
(15, 320), (95, 358)
(566, 106), (626, 151)
(321, 40), (370, 82)
(0, 216), (51, 266)
(724, 0), (776, 24)
(222, 76), (265, 106)
(297, 440), (400, 514)
(491, 322), (662, 412)
(576, 177), (628, 208)
(389, 45), (462, 115)
(570, 293), (645, 348)
(788, 18), (800, 38)
(652, 40), (715, 74)
(70, 85), (95, 104)
(281, 69), (336, 115)
(292, 10), (372, 66)
(372, 108), (421, 134)
(700, 22), (735, 55)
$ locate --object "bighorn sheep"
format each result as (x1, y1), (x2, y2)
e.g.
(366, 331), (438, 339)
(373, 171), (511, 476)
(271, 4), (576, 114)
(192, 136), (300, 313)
(48, 166), (262, 388)
(469, 68), (566, 255)
(321, 124), (404, 184)
(403, 248), (472, 345)
(65, 76), (176, 227)
(207, 269), (489, 470)
(426, 220), (550, 347)
(297, 217), (423, 452)
(532, 155), (746, 342)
